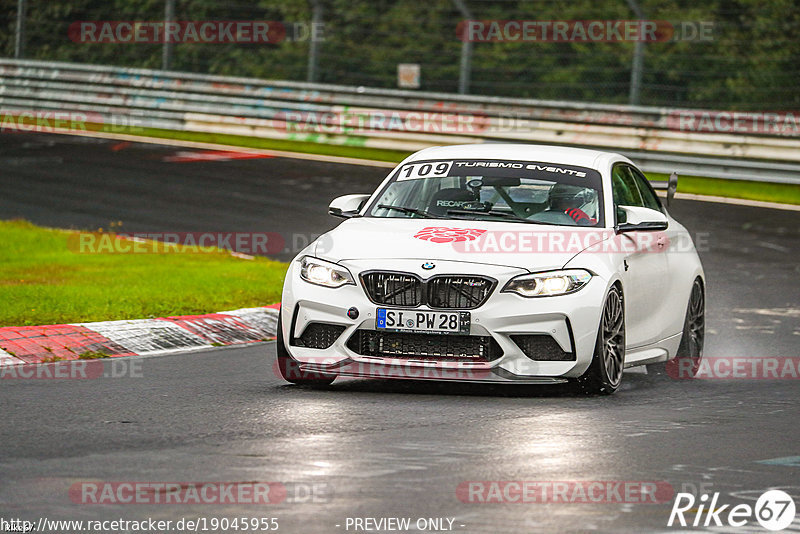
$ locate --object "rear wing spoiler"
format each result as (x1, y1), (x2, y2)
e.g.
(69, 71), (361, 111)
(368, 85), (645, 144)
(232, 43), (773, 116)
(649, 172), (678, 207)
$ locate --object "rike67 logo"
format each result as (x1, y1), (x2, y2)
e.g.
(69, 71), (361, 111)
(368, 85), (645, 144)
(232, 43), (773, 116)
(668, 489), (796, 531)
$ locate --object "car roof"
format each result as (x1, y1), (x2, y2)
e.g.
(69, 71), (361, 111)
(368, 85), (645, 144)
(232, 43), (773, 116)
(404, 143), (629, 171)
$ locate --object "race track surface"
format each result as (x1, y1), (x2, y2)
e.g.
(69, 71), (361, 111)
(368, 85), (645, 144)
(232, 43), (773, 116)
(1, 133), (798, 533)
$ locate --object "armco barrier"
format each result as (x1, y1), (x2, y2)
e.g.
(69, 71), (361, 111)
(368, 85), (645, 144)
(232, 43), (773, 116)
(1, 59), (799, 184)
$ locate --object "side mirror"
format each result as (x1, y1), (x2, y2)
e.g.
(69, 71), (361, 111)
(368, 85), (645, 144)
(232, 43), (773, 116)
(616, 206), (668, 233)
(328, 194), (370, 218)
(616, 206), (627, 224)
(650, 172), (678, 207)
(667, 171), (678, 207)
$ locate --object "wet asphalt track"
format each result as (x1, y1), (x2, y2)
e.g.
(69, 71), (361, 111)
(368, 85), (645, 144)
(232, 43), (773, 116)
(0, 133), (799, 533)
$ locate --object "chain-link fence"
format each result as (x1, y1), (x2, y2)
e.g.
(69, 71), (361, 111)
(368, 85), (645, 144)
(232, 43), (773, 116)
(2, 0), (798, 110)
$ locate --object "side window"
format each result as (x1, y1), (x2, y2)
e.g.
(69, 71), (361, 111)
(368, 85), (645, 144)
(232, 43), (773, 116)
(611, 164), (643, 207)
(627, 167), (664, 212)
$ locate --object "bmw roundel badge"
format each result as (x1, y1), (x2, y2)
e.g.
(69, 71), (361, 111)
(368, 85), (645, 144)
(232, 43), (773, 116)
(422, 262), (435, 270)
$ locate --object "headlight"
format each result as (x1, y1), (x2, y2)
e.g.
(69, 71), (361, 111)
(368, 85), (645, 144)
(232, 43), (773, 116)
(299, 256), (355, 288)
(502, 269), (592, 297)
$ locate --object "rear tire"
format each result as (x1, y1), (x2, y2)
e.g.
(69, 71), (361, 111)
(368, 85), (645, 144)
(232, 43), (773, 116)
(275, 313), (336, 386)
(576, 286), (625, 395)
(672, 278), (705, 377)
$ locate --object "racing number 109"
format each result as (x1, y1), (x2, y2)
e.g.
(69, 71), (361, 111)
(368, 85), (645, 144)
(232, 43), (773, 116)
(399, 161), (453, 180)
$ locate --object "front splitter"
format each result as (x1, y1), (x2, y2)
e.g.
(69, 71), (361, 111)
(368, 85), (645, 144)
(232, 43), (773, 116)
(299, 360), (569, 384)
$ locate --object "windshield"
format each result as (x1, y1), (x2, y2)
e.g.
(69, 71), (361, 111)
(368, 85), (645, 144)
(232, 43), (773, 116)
(366, 159), (605, 227)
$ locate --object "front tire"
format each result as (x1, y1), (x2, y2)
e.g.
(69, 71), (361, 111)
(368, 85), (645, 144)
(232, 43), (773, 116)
(577, 286), (625, 395)
(275, 313), (336, 386)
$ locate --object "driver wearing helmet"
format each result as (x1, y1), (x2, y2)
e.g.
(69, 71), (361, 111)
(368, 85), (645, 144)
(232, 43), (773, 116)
(548, 183), (597, 226)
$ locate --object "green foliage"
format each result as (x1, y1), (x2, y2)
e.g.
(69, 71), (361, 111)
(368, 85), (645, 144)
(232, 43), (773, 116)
(0, 0), (797, 108)
(78, 350), (110, 359)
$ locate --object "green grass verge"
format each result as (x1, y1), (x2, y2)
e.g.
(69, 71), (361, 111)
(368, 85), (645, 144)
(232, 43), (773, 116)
(0, 220), (286, 327)
(129, 127), (800, 205)
(647, 173), (800, 205)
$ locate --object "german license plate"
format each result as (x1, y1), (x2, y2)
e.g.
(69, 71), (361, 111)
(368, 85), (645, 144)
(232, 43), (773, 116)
(376, 308), (470, 334)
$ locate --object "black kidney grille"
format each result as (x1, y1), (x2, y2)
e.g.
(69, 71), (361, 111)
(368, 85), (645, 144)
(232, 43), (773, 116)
(361, 272), (422, 306)
(361, 272), (494, 309)
(510, 334), (575, 361)
(428, 276), (494, 309)
(346, 330), (502, 362)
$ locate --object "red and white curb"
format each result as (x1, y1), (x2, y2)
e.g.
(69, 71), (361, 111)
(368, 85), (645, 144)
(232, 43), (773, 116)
(0, 348), (21, 366)
(0, 304), (279, 366)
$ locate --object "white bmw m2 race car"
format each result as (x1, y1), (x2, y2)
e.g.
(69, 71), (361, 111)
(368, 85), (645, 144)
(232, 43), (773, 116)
(275, 144), (705, 394)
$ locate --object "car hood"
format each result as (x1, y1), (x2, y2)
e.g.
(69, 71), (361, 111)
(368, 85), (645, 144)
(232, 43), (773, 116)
(313, 218), (613, 271)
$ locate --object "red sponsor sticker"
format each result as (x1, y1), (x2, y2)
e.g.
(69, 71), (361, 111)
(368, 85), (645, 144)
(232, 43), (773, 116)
(413, 227), (486, 244)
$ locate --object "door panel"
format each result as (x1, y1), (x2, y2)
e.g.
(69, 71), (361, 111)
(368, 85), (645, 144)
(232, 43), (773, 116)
(611, 164), (670, 347)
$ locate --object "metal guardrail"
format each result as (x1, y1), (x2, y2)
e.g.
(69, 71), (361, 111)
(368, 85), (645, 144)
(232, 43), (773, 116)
(1, 59), (799, 184)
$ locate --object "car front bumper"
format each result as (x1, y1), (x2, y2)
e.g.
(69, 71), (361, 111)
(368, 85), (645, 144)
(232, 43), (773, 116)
(280, 258), (609, 383)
